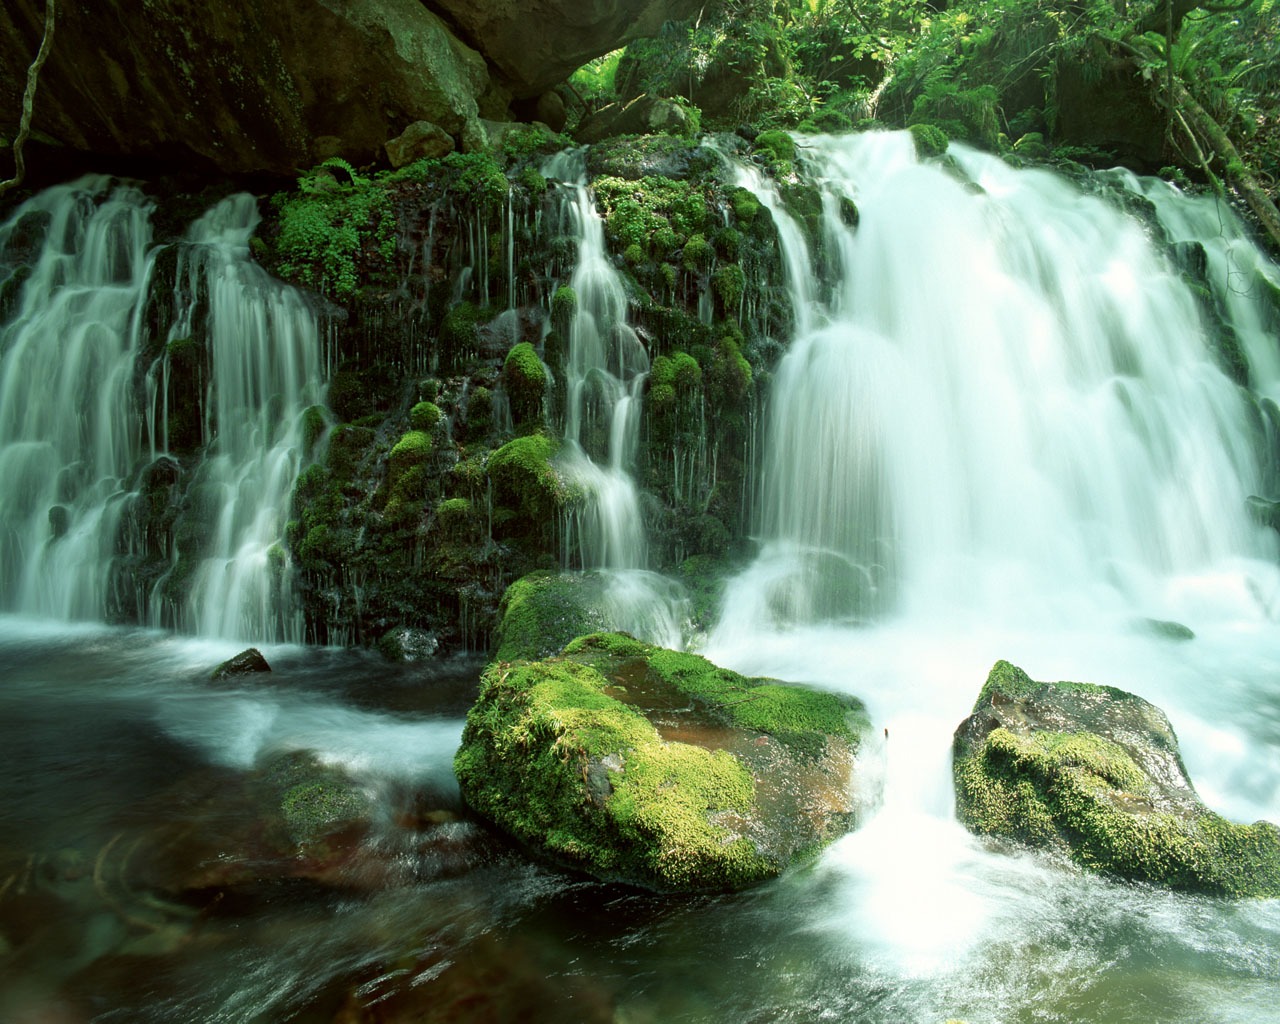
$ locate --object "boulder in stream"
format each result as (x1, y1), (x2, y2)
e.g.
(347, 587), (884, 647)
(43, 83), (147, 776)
(953, 660), (1280, 898)
(210, 647), (272, 680)
(454, 632), (869, 892)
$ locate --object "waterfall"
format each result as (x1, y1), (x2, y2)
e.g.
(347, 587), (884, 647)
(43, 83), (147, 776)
(158, 194), (324, 641)
(543, 151), (686, 645)
(0, 178), (323, 641)
(703, 132), (1280, 960)
(715, 131), (1280, 635)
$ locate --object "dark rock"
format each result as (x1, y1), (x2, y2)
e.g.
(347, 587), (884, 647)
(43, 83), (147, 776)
(385, 120), (455, 168)
(427, 0), (706, 98)
(377, 626), (440, 662)
(575, 95), (692, 145)
(0, 0), (489, 176)
(211, 647), (272, 680)
(454, 632), (869, 892)
(953, 660), (1280, 898)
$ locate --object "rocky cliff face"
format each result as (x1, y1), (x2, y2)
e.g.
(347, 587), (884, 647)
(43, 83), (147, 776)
(0, 0), (701, 177)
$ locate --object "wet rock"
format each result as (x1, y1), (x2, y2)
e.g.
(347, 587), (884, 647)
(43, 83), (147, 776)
(385, 120), (455, 168)
(491, 571), (611, 662)
(455, 632), (869, 892)
(428, 0), (705, 98)
(953, 660), (1280, 897)
(210, 647), (271, 680)
(377, 626), (440, 662)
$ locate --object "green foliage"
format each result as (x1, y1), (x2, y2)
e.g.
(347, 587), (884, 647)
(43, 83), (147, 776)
(593, 176), (709, 257)
(272, 171), (394, 299)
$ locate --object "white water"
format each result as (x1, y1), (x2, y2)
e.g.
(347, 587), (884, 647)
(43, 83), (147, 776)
(155, 194), (323, 641)
(543, 151), (686, 647)
(0, 179), (323, 641)
(707, 131), (1280, 973)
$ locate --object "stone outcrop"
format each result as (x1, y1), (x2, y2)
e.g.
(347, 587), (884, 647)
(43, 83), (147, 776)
(953, 660), (1280, 898)
(0, 0), (703, 177)
(0, 0), (490, 176)
(455, 632), (868, 892)
(428, 0), (706, 99)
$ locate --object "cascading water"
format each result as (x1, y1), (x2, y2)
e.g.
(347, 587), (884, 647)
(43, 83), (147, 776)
(0, 178), (158, 621)
(706, 131), (1280, 972)
(0, 178), (323, 642)
(543, 151), (687, 645)
(154, 195), (323, 641)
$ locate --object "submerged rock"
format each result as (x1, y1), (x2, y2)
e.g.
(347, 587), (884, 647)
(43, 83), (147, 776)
(454, 632), (868, 892)
(210, 647), (272, 680)
(953, 660), (1280, 898)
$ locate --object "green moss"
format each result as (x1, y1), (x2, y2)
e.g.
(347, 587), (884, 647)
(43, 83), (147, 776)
(455, 654), (793, 890)
(567, 633), (867, 758)
(909, 123), (951, 160)
(974, 659), (1040, 708)
(389, 430), (432, 482)
(493, 571), (609, 662)
(731, 187), (762, 225)
(442, 151), (509, 210)
(593, 176), (709, 259)
(682, 232), (713, 272)
(551, 285), (577, 336)
(409, 400), (442, 433)
(958, 724), (1280, 896)
(502, 342), (548, 426)
(518, 166), (548, 195)
(624, 242), (646, 266)
(753, 130), (796, 174)
(713, 263), (747, 311)
(486, 433), (570, 526)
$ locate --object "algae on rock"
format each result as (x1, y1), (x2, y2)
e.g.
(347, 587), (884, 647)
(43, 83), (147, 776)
(953, 660), (1280, 898)
(455, 632), (868, 892)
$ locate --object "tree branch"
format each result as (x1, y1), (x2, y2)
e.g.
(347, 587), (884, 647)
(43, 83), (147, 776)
(0, 0), (57, 197)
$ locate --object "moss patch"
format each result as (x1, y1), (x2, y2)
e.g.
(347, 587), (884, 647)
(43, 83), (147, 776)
(455, 634), (867, 891)
(954, 661), (1280, 898)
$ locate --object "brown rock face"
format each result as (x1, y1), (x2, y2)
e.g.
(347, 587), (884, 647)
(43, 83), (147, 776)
(0, 0), (489, 176)
(425, 0), (706, 98)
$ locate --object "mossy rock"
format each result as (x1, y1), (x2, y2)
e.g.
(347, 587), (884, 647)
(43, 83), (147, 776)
(492, 570), (613, 662)
(909, 123), (950, 160)
(258, 750), (374, 856)
(953, 660), (1280, 898)
(486, 433), (571, 525)
(502, 342), (547, 426)
(454, 633), (868, 891)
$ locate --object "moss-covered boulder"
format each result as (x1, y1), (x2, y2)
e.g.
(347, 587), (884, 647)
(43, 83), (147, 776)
(492, 571), (614, 662)
(953, 660), (1280, 898)
(455, 633), (868, 891)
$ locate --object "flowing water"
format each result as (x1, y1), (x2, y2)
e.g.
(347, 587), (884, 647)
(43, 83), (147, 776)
(3, 136), (1280, 1022)
(543, 151), (687, 647)
(0, 178), (322, 643)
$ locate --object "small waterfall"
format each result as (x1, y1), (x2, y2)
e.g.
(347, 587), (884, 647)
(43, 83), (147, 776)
(159, 195), (324, 641)
(0, 178), (323, 641)
(0, 178), (157, 621)
(543, 150), (686, 645)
